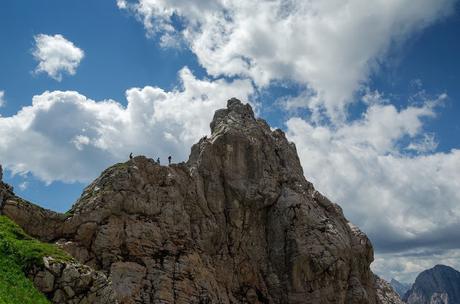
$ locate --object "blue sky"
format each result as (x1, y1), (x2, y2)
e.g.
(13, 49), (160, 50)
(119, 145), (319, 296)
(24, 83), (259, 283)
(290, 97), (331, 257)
(0, 1), (205, 111)
(0, 0), (207, 210)
(1, 0), (459, 282)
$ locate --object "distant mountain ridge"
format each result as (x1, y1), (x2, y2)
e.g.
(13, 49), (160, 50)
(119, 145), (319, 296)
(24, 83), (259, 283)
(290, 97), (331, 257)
(390, 278), (411, 298)
(404, 265), (460, 304)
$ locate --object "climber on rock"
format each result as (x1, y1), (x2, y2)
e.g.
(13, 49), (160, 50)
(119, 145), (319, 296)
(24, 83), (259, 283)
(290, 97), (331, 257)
(168, 155), (172, 165)
(157, 157), (160, 164)
(129, 153), (133, 160)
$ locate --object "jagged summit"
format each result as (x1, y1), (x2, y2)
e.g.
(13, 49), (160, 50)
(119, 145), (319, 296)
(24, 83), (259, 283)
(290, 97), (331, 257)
(0, 99), (400, 303)
(210, 97), (258, 133)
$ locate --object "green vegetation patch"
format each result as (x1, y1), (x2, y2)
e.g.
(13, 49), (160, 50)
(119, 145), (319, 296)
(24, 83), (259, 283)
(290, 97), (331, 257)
(0, 255), (49, 304)
(0, 215), (71, 303)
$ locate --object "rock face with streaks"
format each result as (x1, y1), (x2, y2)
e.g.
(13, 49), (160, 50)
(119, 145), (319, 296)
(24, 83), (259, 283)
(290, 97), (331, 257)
(1, 99), (396, 303)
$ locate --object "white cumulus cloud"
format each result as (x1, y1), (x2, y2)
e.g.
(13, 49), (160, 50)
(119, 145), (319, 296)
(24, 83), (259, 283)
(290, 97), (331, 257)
(285, 92), (460, 281)
(0, 68), (253, 183)
(119, 0), (456, 121)
(32, 34), (85, 81)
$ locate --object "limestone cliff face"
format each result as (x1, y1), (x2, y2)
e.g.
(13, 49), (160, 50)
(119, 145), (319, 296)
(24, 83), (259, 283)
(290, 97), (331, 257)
(1, 99), (393, 303)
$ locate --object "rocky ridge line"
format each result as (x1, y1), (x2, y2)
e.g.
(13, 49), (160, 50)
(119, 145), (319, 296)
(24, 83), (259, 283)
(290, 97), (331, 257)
(1, 99), (403, 303)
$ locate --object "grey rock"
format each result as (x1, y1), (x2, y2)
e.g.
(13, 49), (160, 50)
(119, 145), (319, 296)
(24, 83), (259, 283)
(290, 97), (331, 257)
(34, 270), (55, 293)
(52, 289), (67, 303)
(63, 285), (75, 298)
(110, 261), (147, 303)
(29, 256), (118, 304)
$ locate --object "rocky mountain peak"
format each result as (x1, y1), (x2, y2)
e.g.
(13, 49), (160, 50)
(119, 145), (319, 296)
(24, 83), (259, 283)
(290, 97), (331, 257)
(404, 264), (460, 304)
(0, 99), (400, 303)
(210, 97), (256, 133)
(189, 98), (306, 198)
(432, 264), (455, 272)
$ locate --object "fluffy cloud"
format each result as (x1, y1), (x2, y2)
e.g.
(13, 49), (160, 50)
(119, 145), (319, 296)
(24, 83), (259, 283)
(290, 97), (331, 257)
(118, 0), (456, 121)
(32, 34), (85, 81)
(286, 92), (460, 281)
(0, 68), (253, 183)
(0, 91), (5, 107)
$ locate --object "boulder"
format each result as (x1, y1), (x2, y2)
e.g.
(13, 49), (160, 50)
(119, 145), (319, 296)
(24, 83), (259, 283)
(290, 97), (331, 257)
(29, 257), (117, 304)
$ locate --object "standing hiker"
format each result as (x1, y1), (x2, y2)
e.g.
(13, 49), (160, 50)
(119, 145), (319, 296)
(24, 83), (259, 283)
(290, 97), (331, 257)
(168, 155), (172, 165)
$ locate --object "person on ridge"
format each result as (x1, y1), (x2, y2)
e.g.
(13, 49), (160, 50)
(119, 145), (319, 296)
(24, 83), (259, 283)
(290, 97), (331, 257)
(157, 157), (160, 164)
(168, 155), (172, 165)
(129, 152), (133, 160)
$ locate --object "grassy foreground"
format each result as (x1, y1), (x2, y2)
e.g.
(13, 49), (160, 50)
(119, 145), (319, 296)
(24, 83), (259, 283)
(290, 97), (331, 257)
(0, 215), (70, 304)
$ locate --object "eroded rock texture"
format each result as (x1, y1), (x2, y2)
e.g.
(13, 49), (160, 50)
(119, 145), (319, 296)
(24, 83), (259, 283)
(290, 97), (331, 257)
(1, 99), (393, 303)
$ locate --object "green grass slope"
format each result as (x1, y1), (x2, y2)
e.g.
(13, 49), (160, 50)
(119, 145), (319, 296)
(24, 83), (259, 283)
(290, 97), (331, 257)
(0, 215), (70, 304)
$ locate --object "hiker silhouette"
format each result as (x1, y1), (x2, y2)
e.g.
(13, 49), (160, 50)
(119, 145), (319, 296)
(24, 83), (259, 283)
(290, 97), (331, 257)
(168, 156), (172, 165)
(129, 153), (133, 160)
